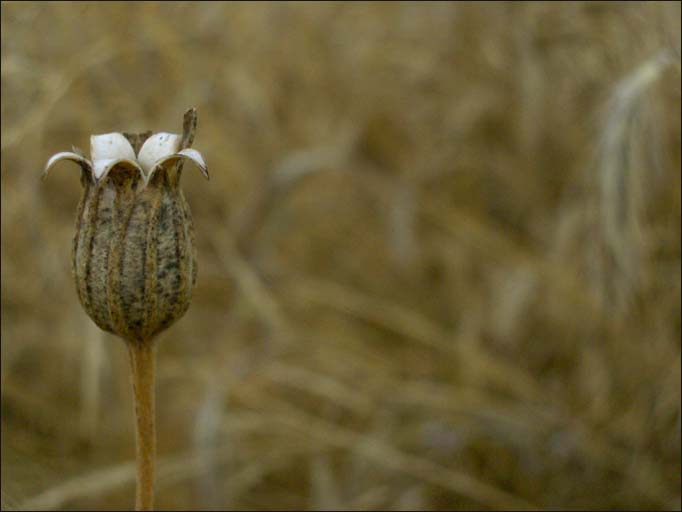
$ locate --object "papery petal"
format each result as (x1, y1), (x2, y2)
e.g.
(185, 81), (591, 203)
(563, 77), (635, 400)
(137, 132), (182, 174)
(93, 158), (144, 181)
(90, 133), (137, 163)
(176, 149), (209, 179)
(42, 151), (92, 180)
(145, 148), (210, 185)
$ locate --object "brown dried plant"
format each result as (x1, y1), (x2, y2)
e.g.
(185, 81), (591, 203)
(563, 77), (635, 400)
(42, 109), (208, 510)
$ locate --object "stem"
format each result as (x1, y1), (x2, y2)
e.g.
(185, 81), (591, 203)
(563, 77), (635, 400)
(127, 341), (156, 511)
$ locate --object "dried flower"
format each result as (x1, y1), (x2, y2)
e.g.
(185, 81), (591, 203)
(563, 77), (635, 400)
(43, 108), (208, 344)
(43, 108), (208, 511)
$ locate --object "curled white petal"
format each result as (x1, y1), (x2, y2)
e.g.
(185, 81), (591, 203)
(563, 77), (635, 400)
(43, 151), (92, 180)
(137, 132), (182, 175)
(146, 148), (209, 184)
(176, 149), (209, 178)
(90, 133), (137, 164)
(93, 158), (144, 181)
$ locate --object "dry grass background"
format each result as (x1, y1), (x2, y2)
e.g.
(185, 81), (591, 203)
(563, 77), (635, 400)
(1, 1), (681, 510)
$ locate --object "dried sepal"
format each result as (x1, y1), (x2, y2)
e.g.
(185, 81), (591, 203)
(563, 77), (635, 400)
(123, 131), (153, 154)
(180, 108), (197, 150)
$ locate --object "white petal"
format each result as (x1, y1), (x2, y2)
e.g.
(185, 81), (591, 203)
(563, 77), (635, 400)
(146, 148), (209, 184)
(176, 148), (209, 178)
(93, 158), (144, 181)
(137, 132), (182, 174)
(43, 151), (92, 180)
(90, 133), (137, 163)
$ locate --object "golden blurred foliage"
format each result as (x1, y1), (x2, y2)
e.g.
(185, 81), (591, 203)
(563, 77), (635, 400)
(1, 2), (680, 510)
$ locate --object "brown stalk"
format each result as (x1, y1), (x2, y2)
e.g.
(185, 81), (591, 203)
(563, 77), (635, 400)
(127, 341), (157, 511)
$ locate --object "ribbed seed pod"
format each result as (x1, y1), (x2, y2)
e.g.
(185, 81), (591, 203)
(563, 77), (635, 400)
(72, 161), (195, 342)
(45, 108), (208, 344)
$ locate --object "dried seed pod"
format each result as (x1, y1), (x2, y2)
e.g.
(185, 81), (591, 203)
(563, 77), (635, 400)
(44, 108), (209, 344)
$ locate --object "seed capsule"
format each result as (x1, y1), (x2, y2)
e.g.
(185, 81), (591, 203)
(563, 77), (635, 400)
(44, 109), (208, 343)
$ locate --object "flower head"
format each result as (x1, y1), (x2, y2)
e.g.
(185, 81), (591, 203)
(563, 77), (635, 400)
(44, 110), (208, 185)
(44, 108), (207, 343)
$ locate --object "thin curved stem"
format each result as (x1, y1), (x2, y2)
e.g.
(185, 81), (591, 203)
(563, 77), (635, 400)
(127, 341), (156, 511)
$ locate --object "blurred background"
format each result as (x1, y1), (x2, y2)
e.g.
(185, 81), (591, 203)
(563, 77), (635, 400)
(1, 2), (680, 510)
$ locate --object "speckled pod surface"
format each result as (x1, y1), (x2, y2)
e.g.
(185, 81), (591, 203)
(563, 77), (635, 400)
(73, 162), (197, 343)
(44, 109), (208, 344)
